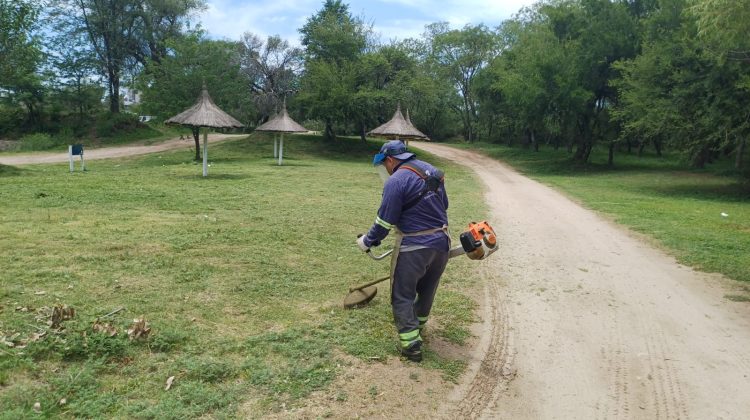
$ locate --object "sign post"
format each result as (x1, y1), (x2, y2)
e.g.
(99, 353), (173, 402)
(69, 144), (84, 172)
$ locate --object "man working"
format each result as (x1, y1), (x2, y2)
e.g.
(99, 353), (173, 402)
(356, 140), (450, 362)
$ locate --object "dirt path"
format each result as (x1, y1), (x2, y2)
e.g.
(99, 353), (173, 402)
(414, 142), (750, 420)
(0, 134), (246, 166)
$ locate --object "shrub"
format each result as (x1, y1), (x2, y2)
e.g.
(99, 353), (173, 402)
(95, 113), (141, 138)
(17, 133), (60, 151)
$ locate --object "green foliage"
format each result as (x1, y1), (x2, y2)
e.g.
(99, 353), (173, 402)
(54, 0), (207, 113)
(183, 357), (237, 383)
(300, 0), (369, 63)
(16, 133), (58, 151)
(425, 23), (500, 142)
(613, 0), (750, 169)
(148, 326), (191, 353)
(138, 34), (253, 125)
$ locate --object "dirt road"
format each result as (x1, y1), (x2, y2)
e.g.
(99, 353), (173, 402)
(414, 142), (750, 420)
(0, 134), (245, 166)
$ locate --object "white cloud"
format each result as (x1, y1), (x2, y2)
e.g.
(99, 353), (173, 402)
(198, 0), (536, 44)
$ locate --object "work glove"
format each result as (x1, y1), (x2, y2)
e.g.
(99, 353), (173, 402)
(356, 234), (370, 252)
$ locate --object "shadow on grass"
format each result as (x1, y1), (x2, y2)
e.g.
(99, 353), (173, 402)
(646, 181), (750, 202)
(225, 134), (380, 165)
(173, 173), (254, 180)
(0, 164), (24, 177)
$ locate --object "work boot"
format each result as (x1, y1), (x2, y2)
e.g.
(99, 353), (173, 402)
(400, 341), (422, 362)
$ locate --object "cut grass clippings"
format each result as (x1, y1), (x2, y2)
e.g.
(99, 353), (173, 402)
(459, 142), (750, 284)
(0, 134), (485, 417)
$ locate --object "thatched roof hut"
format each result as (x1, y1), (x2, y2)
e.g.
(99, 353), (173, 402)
(254, 101), (308, 166)
(367, 103), (429, 141)
(255, 105), (308, 133)
(166, 86), (244, 128)
(166, 85), (244, 177)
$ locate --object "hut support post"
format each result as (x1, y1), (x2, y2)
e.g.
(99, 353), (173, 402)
(278, 134), (284, 166)
(273, 135), (278, 158)
(202, 128), (208, 177)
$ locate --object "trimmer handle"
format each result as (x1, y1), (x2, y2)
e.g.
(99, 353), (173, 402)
(367, 249), (393, 260)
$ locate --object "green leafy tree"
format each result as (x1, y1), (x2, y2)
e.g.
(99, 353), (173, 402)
(689, 0), (750, 169)
(47, 13), (102, 122)
(54, 0), (205, 113)
(298, 0), (372, 140)
(0, 0), (44, 129)
(138, 34), (253, 160)
(614, 0), (750, 169)
(425, 22), (499, 142)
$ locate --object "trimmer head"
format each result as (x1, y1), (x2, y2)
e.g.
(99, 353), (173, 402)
(343, 286), (378, 309)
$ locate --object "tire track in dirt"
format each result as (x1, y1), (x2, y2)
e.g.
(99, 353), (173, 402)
(414, 142), (750, 420)
(448, 262), (515, 419)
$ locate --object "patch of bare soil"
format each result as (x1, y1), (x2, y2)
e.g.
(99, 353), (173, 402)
(239, 353), (454, 419)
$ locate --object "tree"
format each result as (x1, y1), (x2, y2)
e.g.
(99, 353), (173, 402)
(0, 0), (45, 128)
(689, 0), (750, 169)
(614, 0), (750, 169)
(238, 33), (303, 125)
(299, 0), (368, 64)
(425, 23), (499, 142)
(55, 0), (205, 113)
(297, 0), (372, 140)
(47, 9), (102, 122)
(138, 34), (253, 160)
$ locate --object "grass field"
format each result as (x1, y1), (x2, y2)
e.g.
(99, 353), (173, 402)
(462, 143), (750, 287)
(0, 135), (484, 418)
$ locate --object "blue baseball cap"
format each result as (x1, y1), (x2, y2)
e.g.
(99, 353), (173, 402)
(372, 140), (415, 165)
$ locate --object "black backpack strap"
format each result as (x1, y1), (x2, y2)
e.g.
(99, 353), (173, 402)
(398, 163), (445, 211)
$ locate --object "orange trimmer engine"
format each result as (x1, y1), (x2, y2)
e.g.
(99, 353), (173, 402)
(459, 221), (498, 260)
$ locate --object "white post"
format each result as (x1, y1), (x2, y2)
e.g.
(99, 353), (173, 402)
(68, 145), (74, 172)
(273, 135), (278, 158)
(81, 152), (85, 171)
(278, 133), (284, 166)
(202, 128), (208, 177)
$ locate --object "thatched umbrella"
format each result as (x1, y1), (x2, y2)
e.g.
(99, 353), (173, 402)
(166, 84), (244, 177)
(367, 103), (429, 145)
(254, 100), (308, 166)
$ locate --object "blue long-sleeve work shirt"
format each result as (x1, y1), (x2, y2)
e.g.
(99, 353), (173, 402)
(364, 159), (450, 251)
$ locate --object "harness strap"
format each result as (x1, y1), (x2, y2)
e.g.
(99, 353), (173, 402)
(398, 163), (445, 212)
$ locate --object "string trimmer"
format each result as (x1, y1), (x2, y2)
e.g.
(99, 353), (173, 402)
(344, 221), (499, 309)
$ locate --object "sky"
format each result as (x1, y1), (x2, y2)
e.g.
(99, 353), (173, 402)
(197, 0), (537, 45)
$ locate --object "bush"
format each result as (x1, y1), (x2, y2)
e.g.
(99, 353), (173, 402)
(95, 113), (141, 138)
(0, 106), (24, 137)
(16, 133), (63, 151)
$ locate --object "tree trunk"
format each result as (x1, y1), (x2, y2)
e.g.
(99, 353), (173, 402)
(654, 137), (663, 157)
(192, 127), (201, 161)
(692, 146), (710, 168)
(324, 119), (336, 141)
(109, 70), (120, 113)
(736, 137), (746, 169)
(360, 122), (367, 143)
(626, 138), (632, 154)
(531, 129), (539, 152)
(583, 143), (593, 163)
(608, 142), (615, 166)
(638, 140), (647, 157)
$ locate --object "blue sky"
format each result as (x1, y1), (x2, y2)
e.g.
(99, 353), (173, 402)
(197, 0), (538, 44)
